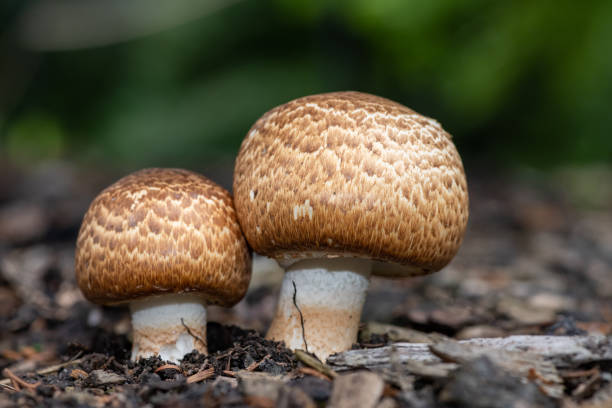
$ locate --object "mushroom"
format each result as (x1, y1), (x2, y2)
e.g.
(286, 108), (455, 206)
(233, 91), (469, 360)
(75, 168), (251, 362)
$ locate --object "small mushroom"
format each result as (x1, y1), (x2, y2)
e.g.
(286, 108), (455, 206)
(75, 168), (251, 362)
(233, 92), (469, 360)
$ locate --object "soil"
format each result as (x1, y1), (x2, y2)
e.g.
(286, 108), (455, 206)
(1, 161), (611, 407)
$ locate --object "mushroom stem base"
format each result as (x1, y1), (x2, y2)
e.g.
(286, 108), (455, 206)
(129, 293), (207, 362)
(266, 258), (371, 361)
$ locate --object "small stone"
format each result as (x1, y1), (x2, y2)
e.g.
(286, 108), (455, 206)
(237, 371), (284, 401)
(58, 391), (103, 407)
(277, 386), (316, 408)
(497, 297), (556, 325)
(328, 371), (384, 408)
(430, 306), (474, 329)
(89, 370), (126, 386)
(439, 356), (555, 408)
(529, 292), (575, 312)
(0, 201), (48, 243)
(288, 376), (332, 402)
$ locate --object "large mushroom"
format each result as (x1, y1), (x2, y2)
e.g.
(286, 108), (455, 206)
(233, 91), (469, 360)
(75, 168), (251, 362)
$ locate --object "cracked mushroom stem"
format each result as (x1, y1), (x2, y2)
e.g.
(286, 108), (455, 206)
(74, 168), (251, 363)
(233, 91), (469, 361)
(267, 258), (372, 360)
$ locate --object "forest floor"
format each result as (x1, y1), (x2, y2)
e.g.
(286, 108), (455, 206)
(0, 160), (611, 407)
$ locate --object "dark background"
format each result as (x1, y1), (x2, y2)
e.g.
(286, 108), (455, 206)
(1, 0), (611, 176)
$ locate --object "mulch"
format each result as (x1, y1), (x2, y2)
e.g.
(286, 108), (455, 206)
(1, 161), (611, 407)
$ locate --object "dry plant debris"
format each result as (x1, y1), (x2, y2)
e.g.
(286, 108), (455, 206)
(1, 162), (611, 407)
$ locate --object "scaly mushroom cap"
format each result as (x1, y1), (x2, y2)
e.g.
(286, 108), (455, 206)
(233, 91), (468, 276)
(76, 168), (251, 305)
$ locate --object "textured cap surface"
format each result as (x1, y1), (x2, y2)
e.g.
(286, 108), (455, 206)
(233, 91), (468, 276)
(75, 168), (251, 305)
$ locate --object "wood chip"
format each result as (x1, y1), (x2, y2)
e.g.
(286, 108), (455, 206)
(70, 369), (89, 379)
(186, 368), (215, 384)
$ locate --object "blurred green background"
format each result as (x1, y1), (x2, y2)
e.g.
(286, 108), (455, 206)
(1, 0), (611, 171)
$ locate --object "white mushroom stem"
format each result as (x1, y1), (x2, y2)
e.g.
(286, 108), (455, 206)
(266, 258), (372, 361)
(129, 293), (207, 362)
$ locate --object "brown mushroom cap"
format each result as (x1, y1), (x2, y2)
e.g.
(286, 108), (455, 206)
(75, 168), (251, 305)
(233, 91), (468, 277)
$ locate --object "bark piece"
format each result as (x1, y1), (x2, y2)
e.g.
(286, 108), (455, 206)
(327, 335), (612, 370)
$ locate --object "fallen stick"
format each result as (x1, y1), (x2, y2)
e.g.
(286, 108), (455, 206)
(327, 335), (612, 370)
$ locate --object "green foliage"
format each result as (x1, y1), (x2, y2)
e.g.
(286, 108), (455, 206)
(4, 112), (66, 162)
(1, 0), (611, 167)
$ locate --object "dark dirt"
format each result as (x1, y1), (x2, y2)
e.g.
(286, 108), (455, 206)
(1, 161), (611, 407)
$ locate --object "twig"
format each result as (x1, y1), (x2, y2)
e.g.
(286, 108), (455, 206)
(186, 367), (215, 384)
(0, 356), (88, 386)
(297, 366), (333, 381)
(0, 382), (17, 392)
(154, 364), (183, 374)
(246, 354), (271, 371)
(292, 280), (308, 353)
(559, 367), (600, 379)
(294, 350), (337, 379)
(100, 356), (115, 370)
(2, 368), (40, 392)
(181, 318), (207, 349)
(36, 354), (85, 376)
(226, 351), (232, 371)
